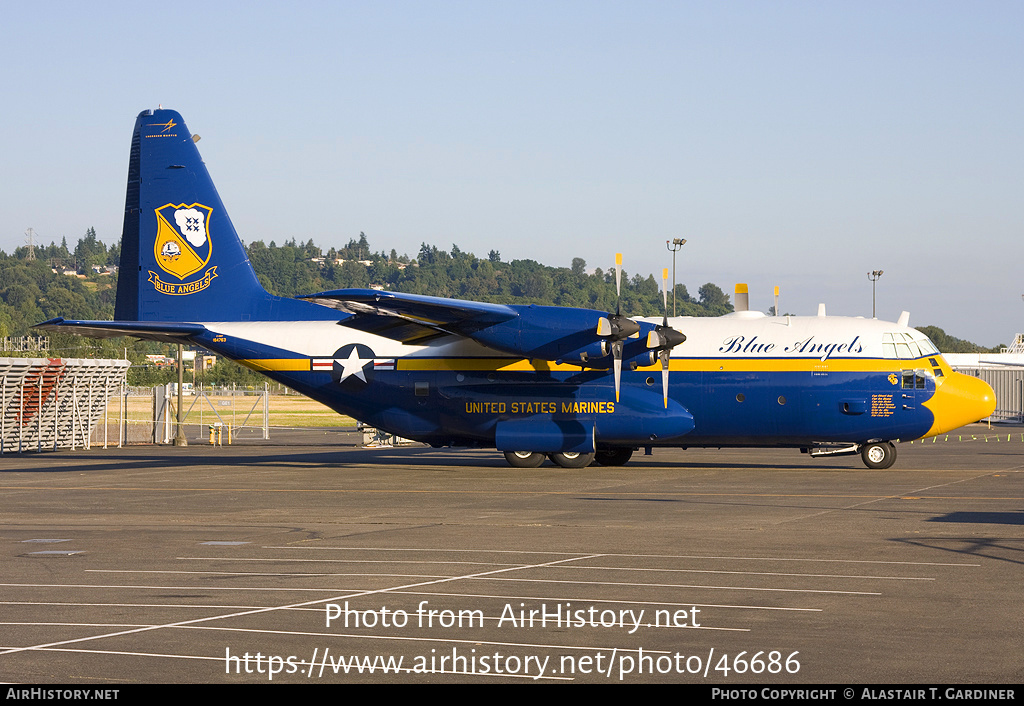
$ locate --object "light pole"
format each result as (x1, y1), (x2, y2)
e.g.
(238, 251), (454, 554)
(173, 343), (187, 446)
(666, 238), (686, 317)
(868, 270), (884, 318)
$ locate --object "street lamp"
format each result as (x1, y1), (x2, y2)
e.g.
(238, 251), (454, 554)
(867, 270), (884, 318)
(173, 343), (187, 446)
(666, 238), (687, 317)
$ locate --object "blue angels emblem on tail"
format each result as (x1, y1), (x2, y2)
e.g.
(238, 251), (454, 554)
(149, 203), (218, 295)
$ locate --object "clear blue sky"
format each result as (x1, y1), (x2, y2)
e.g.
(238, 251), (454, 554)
(3, 1), (1021, 345)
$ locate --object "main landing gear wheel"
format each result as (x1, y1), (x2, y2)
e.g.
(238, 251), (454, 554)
(503, 451), (545, 468)
(594, 448), (634, 466)
(548, 451), (596, 468)
(860, 441), (897, 469)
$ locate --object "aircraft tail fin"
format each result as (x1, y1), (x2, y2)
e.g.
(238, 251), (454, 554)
(114, 109), (320, 323)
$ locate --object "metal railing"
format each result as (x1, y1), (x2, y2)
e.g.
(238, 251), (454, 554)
(0, 357), (129, 453)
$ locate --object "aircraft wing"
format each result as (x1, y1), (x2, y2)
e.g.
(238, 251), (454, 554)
(301, 289), (519, 344)
(301, 289), (670, 401)
(35, 318), (208, 343)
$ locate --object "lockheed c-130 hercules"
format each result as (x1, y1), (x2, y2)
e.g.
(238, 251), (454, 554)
(38, 109), (996, 469)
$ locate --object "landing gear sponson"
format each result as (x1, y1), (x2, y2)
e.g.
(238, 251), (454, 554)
(506, 443), (896, 469)
(503, 448), (635, 469)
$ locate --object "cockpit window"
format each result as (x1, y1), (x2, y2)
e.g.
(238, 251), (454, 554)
(883, 332), (939, 359)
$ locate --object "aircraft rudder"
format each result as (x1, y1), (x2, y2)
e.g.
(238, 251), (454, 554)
(115, 108), (273, 322)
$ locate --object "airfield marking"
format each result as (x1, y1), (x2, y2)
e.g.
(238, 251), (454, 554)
(133, 557), (938, 581)
(0, 594), (821, 615)
(261, 546), (981, 566)
(0, 600), (316, 611)
(1, 547), (768, 683)
(180, 557), (524, 566)
(466, 577), (881, 595)
(0, 646), (223, 663)
(2, 620), (738, 664)
(0, 645), (567, 681)
(0, 553), (606, 656)
(2, 542), (885, 666)
(393, 590), (823, 612)
(0, 614), (744, 635)
(1, 544), (979, 681)
(181, 623), (744, 643)
(769, 466), (1024, 524)
(554, 565), (934, 580)
(264, 547), (616, 554)
(2, 483), (1022, 502)
(0, 582), (379, 593)
(83, 566), (930, 582)
(2, 452), (1007, 681)
(87, 570), (451, 579)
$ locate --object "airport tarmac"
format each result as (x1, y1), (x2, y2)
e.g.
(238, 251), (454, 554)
(0, 424), (1021, 684)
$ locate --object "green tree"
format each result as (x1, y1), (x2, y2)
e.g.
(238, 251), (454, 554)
(698, 283), (732, 316)
(74, 227), (107, 270)
(915, 326), (1001, 354)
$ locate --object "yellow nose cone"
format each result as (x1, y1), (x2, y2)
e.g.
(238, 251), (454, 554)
(921, 372), (997, 438)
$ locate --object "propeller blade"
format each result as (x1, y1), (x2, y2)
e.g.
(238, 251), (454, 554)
(599, 252), (641, 400)
(614, 253), (623, 315)
(612, 340), (623, 402)
(660, 349), (670, 408)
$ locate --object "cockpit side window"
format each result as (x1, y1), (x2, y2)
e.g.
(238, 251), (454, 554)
(901, 368), (932, 389)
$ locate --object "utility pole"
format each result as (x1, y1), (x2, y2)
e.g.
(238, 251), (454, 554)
(173, 343), (187, 446)
(867, 270), (884, 318)
(666, 238), (686, 317)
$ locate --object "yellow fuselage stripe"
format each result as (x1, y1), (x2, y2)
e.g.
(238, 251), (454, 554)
(237, 355), (949, 375)
(238, 358), (311, 372)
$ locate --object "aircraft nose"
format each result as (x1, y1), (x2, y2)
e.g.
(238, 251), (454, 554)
(921, 372), (997, 437)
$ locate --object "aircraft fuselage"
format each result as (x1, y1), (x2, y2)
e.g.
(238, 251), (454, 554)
(185, 312), (985, 454)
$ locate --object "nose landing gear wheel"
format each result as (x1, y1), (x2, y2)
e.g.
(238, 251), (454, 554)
(860, 441), (896, 469)
(503, 451), (545, 468)
(548, 451), (595, 468)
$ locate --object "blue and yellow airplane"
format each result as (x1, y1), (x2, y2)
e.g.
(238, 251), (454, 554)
(38, 109), (996, 469)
